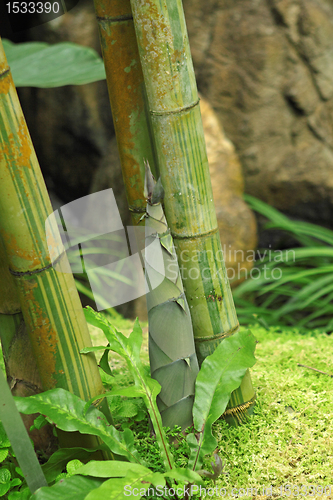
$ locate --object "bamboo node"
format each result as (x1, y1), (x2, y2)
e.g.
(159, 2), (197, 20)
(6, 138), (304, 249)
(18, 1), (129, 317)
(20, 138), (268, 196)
(96, 14), (133, 23)
(0, 68), (10, 80)
(194, 324), (240, 343)
(9, 261), (54, 277)
(150, 99), (200, 117)
(171, 227), (219, 241)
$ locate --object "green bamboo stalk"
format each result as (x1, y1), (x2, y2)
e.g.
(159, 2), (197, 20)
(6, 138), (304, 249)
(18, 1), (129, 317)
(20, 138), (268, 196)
(130, 0), (256, 422)
(94, 0), (201, 429)
(0, 236), (58, 456)
(144, 162), (199, 429)
(0, 38), (112, 442)
(93, 0), (157, 226)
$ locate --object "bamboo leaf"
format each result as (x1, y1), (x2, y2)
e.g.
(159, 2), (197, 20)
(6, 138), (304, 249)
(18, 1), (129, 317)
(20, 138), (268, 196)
(84, 308), (175, 471)
(189, 329), (257, 470)
(3, 39), (106, 88)
(14, 389), (140, 464)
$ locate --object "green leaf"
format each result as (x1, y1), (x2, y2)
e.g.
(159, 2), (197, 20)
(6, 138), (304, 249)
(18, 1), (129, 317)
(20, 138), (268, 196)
(190, 329), (257, 470)
(0, 421), (11, 448)
(10, 478), (22, 488)
(74, 460), (150, 478)
(14, 389), (141, 464)
(0, 467), (11, 483)
(0, 448), (9, 463)
(42, 447), (99, 484)
(84, 308), (174, 471)
(8, 489), (31, 500)
(165, 468), (204, 485)
(3, 39), (106, 88)
(32, 475), (103, 500)
(0, 482), (11, 497)
(66, 460), (85, 477)
(85, 470), (165, 500)
(30, 415), (48, 432)
(99, 346), (113, 376)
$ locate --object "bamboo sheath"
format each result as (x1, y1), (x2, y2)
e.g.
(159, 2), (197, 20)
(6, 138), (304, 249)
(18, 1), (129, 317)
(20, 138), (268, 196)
(144, 167), (199, 429)
(130, 0), (256, 421)
(0, 38), (108, 408)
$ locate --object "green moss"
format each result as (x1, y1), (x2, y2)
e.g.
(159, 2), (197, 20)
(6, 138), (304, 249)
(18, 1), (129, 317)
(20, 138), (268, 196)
(210, 325), (333, 498)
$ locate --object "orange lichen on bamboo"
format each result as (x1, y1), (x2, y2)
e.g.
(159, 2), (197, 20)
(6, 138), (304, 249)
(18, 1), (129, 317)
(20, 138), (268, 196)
(0, 231), (46, 272)
(0, 116), (33, 169)
(97, 15), (145, 212)
(19, 279), (58, 390)
(0, 71), (12, 95)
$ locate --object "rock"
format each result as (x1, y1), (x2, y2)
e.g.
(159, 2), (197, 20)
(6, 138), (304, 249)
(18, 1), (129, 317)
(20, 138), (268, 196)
(183, 0), (333, 226)
(200, 97), (257, 286)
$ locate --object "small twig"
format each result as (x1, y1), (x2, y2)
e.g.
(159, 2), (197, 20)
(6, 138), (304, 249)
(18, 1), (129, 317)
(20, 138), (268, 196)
(297, 363), (333, 378)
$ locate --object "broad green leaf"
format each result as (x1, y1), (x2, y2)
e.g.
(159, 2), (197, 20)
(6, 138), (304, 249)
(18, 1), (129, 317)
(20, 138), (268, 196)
(190, 329), (257, 470)
(85, 470), (165, 500)
(3, 39), (106, 88)
(32, 475), (103, 500)
(84, 308), (174, 470)
(14, 389), (141, 464)
(42, 448), (99, 484)
(74, 460), (150, 478)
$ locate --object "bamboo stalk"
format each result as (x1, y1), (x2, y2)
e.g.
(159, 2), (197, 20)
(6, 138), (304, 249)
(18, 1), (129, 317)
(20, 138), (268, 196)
(0, 236), (58, 456)
(94, 0), (158, 225)
(130, 0), (256, 422)
(94, 0), (200, 429)
(0, 38), (112, 441)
